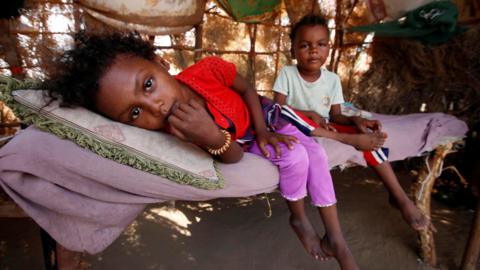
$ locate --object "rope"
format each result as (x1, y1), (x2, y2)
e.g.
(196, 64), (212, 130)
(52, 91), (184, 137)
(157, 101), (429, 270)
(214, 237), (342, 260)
(416, 151), (446, 201)
(263, 193), (272, 218)
(416, 155), (433, 201)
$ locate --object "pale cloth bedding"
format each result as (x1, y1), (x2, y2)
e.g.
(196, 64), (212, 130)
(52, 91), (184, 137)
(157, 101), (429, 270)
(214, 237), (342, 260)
(0, 112), (468, 253)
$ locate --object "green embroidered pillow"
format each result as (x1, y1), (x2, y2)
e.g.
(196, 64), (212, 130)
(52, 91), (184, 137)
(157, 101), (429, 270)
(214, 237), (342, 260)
(0, 75), (224, 190)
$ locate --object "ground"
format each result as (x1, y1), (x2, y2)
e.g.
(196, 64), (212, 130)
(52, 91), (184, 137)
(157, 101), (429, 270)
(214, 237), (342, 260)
(0, 162), (477, 270)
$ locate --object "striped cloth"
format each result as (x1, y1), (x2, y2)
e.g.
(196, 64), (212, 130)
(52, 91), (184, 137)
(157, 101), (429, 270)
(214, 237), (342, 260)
(238, 96), (389, 166)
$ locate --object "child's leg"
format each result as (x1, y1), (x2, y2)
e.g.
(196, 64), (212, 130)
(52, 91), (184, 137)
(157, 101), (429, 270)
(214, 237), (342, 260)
(311, 127), (387, 151)
(287, 199), (325, 260)
(295, 129), (358, 269)
(248, 132), (309, 201)
(320, 122), (428, 230)
(248, 124), (333, 259)
(318, 205), (359, 270)
(372, 162), (429, 230)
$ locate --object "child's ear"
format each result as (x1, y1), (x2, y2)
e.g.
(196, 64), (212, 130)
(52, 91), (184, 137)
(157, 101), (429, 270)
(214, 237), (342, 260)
(154, 56), (170, 71)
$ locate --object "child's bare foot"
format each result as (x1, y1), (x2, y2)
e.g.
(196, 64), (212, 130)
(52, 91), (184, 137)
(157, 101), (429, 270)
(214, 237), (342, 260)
(389, 197), (430, 231)
(320, 235), (334, 258)
(289, 215), (330, 260)
(321, 234), (359, 270)
(399, 201), (430, 231)
(311, 128), (386, 151)
(349, 132), (387, 151)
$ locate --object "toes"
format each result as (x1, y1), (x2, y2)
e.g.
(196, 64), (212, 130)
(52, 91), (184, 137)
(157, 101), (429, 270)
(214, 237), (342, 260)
(410, 214), (430, 231)
(418, 216), (431, 230)
(320, 235), (334, 259)
(312, 245), (329, 260)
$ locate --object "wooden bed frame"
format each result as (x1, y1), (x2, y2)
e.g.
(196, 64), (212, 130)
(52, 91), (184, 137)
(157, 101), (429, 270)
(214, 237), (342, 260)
(410, 141), (479, 268)
(1, 139), (478, 269)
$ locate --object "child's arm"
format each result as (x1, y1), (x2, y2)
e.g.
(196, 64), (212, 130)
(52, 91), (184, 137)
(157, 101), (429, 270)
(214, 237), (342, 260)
(168, 99), (245, 164)
(274, 92), (336, 131)
(231, 74), (298, 158)
(329, 104), (382, 133)
(274, 92), (323, 123)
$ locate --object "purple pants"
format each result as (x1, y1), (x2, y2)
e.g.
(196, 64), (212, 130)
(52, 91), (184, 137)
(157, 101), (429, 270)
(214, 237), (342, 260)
(248, 124), (336, 207)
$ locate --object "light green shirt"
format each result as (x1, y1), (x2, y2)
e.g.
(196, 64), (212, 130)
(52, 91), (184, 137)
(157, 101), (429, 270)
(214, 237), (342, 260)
(273, 65), (344, 119)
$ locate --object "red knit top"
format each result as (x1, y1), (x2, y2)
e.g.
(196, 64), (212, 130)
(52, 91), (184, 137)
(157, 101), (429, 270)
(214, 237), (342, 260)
(175, 57), (251, 139)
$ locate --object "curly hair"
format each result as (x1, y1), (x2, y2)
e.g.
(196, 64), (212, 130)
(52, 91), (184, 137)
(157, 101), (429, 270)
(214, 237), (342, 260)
(289, 14), (329, 43)
(45, 32), (156, 110)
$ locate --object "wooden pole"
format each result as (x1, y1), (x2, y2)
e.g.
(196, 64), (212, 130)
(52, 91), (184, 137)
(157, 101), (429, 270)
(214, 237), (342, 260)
(248, 24), (257, 86)
(461, 198), (480, 270)
(194, 24), (203, 62)
(273, 24), (283, 86)
(411, 143), (455, 266)
(0, 20), (24, 79)
(328, 0), (343, 72)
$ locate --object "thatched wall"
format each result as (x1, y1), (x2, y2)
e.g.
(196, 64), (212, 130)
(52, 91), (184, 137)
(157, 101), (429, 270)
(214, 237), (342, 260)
(0, 0), (479, 132)
(348, 26), (480, 132)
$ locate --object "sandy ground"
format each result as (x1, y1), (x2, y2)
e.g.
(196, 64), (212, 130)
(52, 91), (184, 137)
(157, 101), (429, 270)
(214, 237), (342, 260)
(1, 163), (477, 270)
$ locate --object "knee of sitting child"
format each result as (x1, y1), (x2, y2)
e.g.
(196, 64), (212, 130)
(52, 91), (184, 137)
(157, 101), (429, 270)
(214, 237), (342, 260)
(307, 144), (328, 162)
(278, 143), (310, 168)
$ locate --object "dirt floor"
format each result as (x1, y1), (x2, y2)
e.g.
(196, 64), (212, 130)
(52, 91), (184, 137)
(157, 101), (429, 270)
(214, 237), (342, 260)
(0, 162), (477, 270)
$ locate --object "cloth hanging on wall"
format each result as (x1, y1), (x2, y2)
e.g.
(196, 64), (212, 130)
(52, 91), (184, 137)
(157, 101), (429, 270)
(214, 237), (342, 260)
(216, 0), (281, 23)
(366, 0), (437, 22)
(351, 1), (465, 45)
(77, 0), (206, 35)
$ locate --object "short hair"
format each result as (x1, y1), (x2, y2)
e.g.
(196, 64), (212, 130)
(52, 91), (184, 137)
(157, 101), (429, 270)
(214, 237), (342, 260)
(289, 14), (329, 43)
(45, 32), (156, 110)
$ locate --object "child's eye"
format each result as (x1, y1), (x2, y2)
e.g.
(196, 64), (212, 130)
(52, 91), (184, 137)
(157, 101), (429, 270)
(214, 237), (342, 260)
(131, 107), (142, 120)
(144, 77), (154, 92)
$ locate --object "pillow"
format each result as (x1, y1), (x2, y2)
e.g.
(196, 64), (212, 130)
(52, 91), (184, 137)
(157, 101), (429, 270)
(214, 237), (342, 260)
(0, 76), (224, 190)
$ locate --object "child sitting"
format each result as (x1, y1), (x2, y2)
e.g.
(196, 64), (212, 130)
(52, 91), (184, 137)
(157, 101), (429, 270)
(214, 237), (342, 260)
(46, 32), (359, 269)
(273, 14), (429, 231)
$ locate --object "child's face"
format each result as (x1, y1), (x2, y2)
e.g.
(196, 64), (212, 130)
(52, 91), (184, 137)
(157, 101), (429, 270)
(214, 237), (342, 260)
(95, 54), (181, 131)
(292, 25), (330, 73)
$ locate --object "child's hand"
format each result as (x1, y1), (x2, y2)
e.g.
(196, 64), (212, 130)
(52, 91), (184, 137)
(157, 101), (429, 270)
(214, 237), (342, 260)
(307, 112), (324, 126)
(167, 99), (220, 146)
(352, 117), (382, 133)
(256, 131), (299, 159)
(306, 112), (337, 131)
(318, 121), (337, 132)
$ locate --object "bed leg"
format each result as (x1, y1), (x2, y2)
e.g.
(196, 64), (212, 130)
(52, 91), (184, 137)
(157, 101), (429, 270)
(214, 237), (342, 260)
(40, 228), (59, 270)
(461, 198), (480, 270)
(40, 229), (85, 270)
(411, 143), (454, 266)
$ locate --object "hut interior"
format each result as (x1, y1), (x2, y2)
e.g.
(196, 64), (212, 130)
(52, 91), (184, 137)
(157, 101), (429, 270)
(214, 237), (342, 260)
(0, 0), (479, 269)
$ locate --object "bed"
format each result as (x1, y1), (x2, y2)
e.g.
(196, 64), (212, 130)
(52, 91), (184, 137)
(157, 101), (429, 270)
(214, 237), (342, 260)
(0, 109), (468, 268)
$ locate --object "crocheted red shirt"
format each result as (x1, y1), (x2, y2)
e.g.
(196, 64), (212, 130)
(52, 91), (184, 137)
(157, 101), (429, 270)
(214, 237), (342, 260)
(175, 57), (251, 139)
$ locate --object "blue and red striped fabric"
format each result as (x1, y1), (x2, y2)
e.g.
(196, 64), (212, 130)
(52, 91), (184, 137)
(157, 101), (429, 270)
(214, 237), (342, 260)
(237, 96), (389, 166)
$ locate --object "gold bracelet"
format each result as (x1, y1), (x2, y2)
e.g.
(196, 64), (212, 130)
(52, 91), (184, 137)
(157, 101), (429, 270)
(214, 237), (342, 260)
(207, 129), (232, 155)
